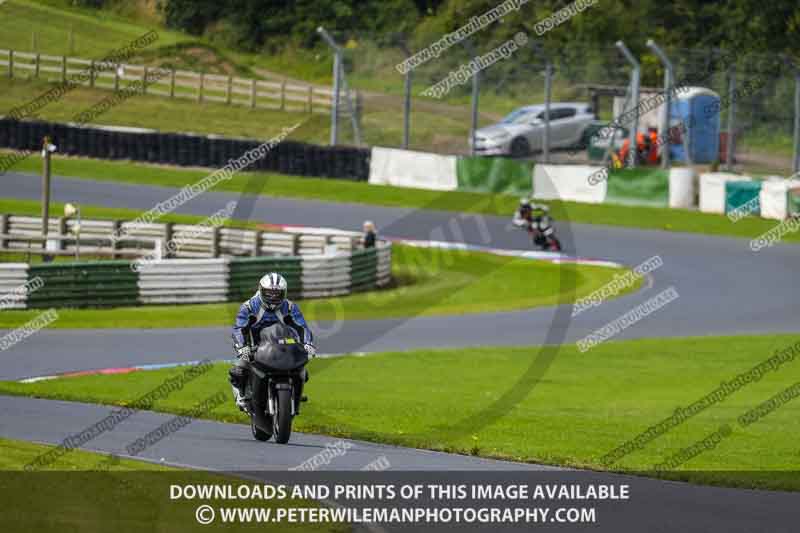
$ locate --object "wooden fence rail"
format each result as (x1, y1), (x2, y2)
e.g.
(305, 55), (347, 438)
(0, 48), (358, 116)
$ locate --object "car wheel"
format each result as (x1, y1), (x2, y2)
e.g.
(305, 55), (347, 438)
(510, 137), (530, 158)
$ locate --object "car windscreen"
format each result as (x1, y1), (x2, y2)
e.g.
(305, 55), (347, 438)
(501, 109), (536, 124)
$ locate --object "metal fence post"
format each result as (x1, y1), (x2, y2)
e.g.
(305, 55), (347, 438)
(470, 69), (480, 157)
(355, 90), (363, 139)
(35, 53), (40, 78)
(169, 68), (175, 98)
(308, 85), (313, 113)
(90, 60), (95, 88)
(0, 214), (8, 250)
(41, 137), (52, 255)
(794, 71), (800, 174)
(198, 72), (204, 103)
(543, 62), (552, 163)
(164, 222), (174, 258)
(254, 230), (263, 257)
(61, 55), (66, 83)
(142, 66), (148, 94)
(647, 39), (674, 169)
(402, 69), (412, 148)
(251, 79), (256, 108)
(617, 41), (640, 169)
(8, 50), (13, 79)
(57, 217), (67, 252)
(339, 70), (362, 146)
(211, 226), (221, 257)
(111, 220), (121, 259)
(331, 51), (341, 145)
(726, 66), (736, 171)
(280, 79), (286, 110)
(317, 27), (341, 146)
(226, 75), (232, 105)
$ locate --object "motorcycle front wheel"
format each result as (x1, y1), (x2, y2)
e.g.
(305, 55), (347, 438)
(273, 388), (293, 444)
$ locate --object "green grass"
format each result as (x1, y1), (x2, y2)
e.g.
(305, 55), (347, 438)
(0, 437), (346, 532)
(739, 126), (797, 159)
(6, 154), (800, 243)
(0, 0), (189, 58)
(0, 74), (475, 150)
(0, 436), (174, 471)
(0, 237), (631, 327)
(3, 335), (798, 490)
(0, 78), (328, 141)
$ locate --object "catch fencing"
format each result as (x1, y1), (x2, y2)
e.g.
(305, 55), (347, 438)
(320, 34), (799, 175)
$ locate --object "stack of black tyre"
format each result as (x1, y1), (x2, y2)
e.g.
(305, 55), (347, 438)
(0, 117), (371, 181)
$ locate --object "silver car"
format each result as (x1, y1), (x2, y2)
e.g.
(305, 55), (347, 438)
(471, 103), (595, 157)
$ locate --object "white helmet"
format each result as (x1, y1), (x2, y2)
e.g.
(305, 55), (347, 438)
(259, 273), (287, 311)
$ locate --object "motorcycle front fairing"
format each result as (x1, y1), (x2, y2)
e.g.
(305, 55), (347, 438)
(253, 343), (308, 372)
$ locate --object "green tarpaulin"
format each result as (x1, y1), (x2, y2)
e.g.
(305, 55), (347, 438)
(605, 168), (669, 207)
(724, 180), (762, 217)
(456, 156), (533, 194)
(788, 188), (800, 217)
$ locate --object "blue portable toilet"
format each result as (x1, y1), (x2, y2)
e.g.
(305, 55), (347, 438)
(668, 87), (720, 164)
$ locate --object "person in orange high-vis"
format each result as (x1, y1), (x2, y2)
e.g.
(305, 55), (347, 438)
(647, 128), (660, 164)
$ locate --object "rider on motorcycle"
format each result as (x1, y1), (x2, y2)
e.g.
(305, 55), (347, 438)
(229, 273), (316, 411)
(513, 198), (559, 250)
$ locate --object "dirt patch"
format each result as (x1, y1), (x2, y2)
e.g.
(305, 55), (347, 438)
(182, 47), (236, 75)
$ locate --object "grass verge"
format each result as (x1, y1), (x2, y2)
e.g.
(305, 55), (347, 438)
(1, 335), (798, 490)
(0, 239), (632, 328)
(0, 437), (346, 532)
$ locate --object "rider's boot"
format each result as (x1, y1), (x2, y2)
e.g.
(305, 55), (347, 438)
(231, 384), (249, 412)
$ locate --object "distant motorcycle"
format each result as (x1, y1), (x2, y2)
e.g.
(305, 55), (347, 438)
(512, 203), (562, 252)
(243, 323), (309, 444)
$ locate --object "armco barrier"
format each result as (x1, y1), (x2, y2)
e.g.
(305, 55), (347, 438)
(0, 263), (30, 309)
(27, 261), (139, 308)
(0, 118), (370, 181)
(3, 240), (391, 309)
(227, 256), (304, 303)
(0, 214), (363, 259)
(138, 258), (229, 305)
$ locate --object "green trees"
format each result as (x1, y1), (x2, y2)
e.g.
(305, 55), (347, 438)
(152, 0), (799, 61)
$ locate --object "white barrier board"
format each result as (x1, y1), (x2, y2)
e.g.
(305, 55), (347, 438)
(760, 179), (800, 220)
(699, 172), (751, 214)
(533, 164), (607, 204)
(368, 147), (457, 191)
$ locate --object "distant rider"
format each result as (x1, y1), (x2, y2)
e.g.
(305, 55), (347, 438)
(513, 198), (558, 250)
(229, 273), (316, 411)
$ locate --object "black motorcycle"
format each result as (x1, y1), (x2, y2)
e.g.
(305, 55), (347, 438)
(244, 323), (309, 444)
(531, 225), (562, 252)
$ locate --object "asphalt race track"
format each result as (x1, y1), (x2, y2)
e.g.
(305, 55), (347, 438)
(1, 172), (799, 379)
(2, 171), (800, 532)
(1, 394), (798, 532)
